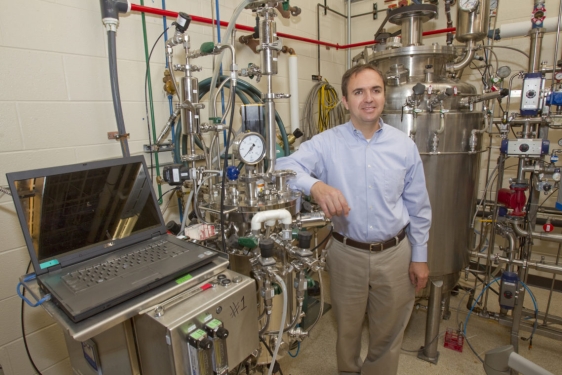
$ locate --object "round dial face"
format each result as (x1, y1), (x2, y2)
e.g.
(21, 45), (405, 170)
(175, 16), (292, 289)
(558, 138), (562, 147)
(497, 66), (511, 79)
(236, 133), (266, 165)
(459, 0), (479, 11)
(555, 71), (562, 81)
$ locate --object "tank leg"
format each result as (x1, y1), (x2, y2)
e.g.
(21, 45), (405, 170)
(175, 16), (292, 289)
(418, 279), (443, 364)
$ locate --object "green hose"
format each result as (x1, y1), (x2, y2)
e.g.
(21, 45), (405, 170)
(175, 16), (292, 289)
(198, 76), (290, 155)
(140, 0), (163, 203)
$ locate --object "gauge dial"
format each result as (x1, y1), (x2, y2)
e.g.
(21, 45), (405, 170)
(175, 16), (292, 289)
(497, 66), (511, 79)
(233, 132), (266, 165)
(459, 0), (479, 12)
(555, 71), (562, 81)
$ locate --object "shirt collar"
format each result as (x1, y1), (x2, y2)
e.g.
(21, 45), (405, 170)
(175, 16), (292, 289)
(346, 119), (385, 141)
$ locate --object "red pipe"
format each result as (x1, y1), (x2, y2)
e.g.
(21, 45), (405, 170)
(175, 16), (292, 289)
(130, 4), (455, 50)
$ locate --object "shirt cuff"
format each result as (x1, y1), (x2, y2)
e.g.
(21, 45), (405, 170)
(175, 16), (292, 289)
(411, 244), (427, 262)
(296, 175), (320, 196)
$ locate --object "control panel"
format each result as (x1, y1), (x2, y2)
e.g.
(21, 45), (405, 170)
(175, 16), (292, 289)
(500, 138), (549, 156)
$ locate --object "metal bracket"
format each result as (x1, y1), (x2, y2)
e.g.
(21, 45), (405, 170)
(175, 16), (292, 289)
(107, 131), (129, 140)
(373, 3), (377, 20)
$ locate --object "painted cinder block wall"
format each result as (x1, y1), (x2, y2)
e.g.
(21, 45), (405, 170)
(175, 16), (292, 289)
(0, 0), (558, 373)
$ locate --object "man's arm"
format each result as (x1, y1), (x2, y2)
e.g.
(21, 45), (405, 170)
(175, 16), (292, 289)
(276, 136), (350, 218)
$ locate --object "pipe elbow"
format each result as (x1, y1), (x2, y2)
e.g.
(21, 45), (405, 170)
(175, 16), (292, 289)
(447, 40), (476, 73)
(251, 209), (292, 231)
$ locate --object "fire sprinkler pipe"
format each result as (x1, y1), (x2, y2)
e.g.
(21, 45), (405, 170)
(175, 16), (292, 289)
(129, 4), (455, 50)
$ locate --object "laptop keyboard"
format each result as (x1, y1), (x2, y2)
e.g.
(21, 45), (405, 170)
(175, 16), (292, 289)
(61, 240), (189, 293)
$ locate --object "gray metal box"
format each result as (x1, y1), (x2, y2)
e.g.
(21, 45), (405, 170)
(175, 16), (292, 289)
(134, 270), (259, 374)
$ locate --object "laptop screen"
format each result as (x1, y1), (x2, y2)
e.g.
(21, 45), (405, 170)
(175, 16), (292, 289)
(7, 156), (165, 274)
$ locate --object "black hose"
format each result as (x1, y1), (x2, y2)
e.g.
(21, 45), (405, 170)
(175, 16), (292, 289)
(220, 85), (237, 252)
(107, 30), (130, 157)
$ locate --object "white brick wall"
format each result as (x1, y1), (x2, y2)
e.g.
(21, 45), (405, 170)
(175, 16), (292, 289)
(0, 0), (556, 374)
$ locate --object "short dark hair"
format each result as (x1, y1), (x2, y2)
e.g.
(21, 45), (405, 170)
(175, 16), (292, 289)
(341, 64), (385, 99)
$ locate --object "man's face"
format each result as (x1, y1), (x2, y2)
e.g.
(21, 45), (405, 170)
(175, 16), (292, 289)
(341, 69), (385, 128)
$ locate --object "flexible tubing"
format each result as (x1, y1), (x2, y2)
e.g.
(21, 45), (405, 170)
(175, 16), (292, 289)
(269, 274), (287, 375)
(107, 30), (130, 157)
(209, 0), (252, 118)
(179, 188), (194, 233)
(198, 77), (290, 156)
(305, 269), (324, 334)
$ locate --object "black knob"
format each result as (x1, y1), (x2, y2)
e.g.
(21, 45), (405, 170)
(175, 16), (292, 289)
(259, 239), (275, 258)
(504, 291), (513, 299)
(519, 144), (530, 152)
(200, 337), (213, 350)
(298, 231), (313, 249)
(412, 83), (426, 95)
(499, 88), (509, 98)
(293, 128), (304, 139)
(217, 327), (229, 339)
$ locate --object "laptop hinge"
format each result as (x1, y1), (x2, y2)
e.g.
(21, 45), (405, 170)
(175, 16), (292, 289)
(152, 231), (162, 239)
(46, 264), (62, 273)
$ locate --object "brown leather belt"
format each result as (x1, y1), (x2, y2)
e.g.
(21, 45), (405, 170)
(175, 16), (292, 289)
(332, 226), (407, 252)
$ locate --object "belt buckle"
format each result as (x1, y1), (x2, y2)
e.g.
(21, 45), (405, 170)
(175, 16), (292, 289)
(394, 236), (400, 247)
(369, 242), (382, 252)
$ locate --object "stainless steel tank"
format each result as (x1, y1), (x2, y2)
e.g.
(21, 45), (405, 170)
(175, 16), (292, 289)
(367, 3), (484, 363)
(369, 5), (482, 295)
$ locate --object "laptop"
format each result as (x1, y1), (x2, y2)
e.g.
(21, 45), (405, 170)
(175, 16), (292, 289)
(7, 156), (218, 322)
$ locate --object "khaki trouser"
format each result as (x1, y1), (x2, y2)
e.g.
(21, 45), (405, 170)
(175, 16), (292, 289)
(327, 236), (415, 375)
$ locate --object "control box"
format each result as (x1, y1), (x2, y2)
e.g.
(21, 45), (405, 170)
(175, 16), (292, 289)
(499, 271), (519, 310)
(500, 138), (549, 156)
(520, 72), (543, 116)
(134, 270), (259, 375)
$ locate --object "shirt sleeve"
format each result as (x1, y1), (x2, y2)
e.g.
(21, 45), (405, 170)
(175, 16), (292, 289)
(403, 144), (432, 262)
(275, 137), (326, 195)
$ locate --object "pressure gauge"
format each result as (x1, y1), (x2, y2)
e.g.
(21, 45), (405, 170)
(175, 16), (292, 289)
(497, 66), (511, 79)
(558, 138), (562, 147)
(459, 0), (479, 12)
(232, 132), (266, 165)
(555, 71), (562, 81)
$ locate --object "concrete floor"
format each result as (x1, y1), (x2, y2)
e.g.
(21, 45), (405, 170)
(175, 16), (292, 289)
(277, 270), (562, 375)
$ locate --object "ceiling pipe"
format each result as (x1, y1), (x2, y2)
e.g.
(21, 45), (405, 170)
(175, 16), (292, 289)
(129, 4), (455, 50)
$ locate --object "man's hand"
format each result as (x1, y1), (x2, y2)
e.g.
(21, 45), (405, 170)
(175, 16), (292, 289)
(310, 181), (350, 218)
(409, 262), (429, 292)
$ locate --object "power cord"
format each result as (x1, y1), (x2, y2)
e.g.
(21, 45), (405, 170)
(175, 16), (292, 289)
(144, 26), (170, 183)
(21, 261), (43, 375)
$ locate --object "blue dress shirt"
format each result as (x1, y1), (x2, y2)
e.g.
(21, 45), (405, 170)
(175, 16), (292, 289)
(275, 120), (432, 262)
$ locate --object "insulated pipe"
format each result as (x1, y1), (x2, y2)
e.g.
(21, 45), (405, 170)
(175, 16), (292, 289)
(251, 209), (292, 232)
(129, 4), (455, 50)
(528, 28), (545, 73)
(288, 54), (299, 136)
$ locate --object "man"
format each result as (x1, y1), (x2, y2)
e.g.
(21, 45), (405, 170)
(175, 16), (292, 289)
(275, 64), (431, 375)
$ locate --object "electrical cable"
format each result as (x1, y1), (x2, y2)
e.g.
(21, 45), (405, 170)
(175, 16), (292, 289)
(21, 261), (43, 375)
(259, 336), (284, 375)
(302, 80), (346, 141)
(220, 85), (237, 252)
(287, 341), (300, 357)
(463, 278), (500, 362)
(144, 26), (170, 183)
(310, 225), (333, 253)
(157, 187), (180, 202)
(482, 45), (529, 59)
